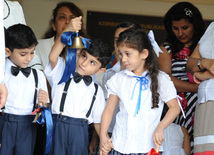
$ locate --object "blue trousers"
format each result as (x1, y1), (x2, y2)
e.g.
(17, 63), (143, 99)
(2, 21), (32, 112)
(0, 113), (36, 155)
(49, 114), (89, 155)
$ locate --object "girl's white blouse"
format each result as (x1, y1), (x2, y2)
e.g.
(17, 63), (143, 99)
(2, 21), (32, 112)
(106, 69), (177, 153)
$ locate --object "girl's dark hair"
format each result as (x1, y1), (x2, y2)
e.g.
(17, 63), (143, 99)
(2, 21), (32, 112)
(164, 2), (205, 57)
(115, 21), (142, 31)
(43, 1), (86, 38)
(117, 29), (160, 108)
(5, 24), (38, 51)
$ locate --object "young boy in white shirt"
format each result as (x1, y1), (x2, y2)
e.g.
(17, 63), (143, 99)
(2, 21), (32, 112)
(45, 17), (112, 155)
(0, 24), (49, 155)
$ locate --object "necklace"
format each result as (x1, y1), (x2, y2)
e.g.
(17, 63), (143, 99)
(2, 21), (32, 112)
(3, 0), (10, 20)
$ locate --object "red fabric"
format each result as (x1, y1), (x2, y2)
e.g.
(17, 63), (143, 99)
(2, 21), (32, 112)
(147, 148), (160, 155)
(194, 151), (214, 155)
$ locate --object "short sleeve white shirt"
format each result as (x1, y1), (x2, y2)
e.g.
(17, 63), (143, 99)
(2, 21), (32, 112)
(198, 22), (214, 103)
(107, 69), (177, 153)
(45, 57), (106, 124)
(3, 58), (48, 115)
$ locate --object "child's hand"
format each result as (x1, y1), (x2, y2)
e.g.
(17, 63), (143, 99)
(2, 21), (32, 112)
(153, 126), (165, 149)
(89, 131), (98, 155)
(101, 138), (113, 155)
(37, 89), (49, 106)
(64, 16), (82, 32)
(100, 137), (113, 155)
(0, 83), (7, 109)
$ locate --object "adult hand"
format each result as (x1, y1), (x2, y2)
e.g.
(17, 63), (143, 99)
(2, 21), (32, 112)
(201, 59), (214, 75)
(0, 83), (8, 108)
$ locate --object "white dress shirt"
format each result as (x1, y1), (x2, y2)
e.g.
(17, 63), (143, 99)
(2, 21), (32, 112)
(107, 69), (177, 153)
(3, 58), (48, 115)
(45, 57), (106, 124)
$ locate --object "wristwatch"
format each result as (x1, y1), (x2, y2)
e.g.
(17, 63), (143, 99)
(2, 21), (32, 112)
(197, 58), (207, 72)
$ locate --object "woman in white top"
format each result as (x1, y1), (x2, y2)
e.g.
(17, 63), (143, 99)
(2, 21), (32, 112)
(187, 22), (214, 155)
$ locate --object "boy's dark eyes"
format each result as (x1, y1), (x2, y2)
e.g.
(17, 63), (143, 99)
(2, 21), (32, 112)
(91, 61), (95, 65)
(82, 54), (86, 58)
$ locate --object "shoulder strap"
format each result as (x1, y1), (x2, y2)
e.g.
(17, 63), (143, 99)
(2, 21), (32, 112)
(32, 69), (38, 111)
(86, 83), (98, 118)
(59, 78), (72, 112)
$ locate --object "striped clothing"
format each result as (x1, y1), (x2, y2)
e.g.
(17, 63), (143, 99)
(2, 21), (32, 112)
(163, 42), (197, 154)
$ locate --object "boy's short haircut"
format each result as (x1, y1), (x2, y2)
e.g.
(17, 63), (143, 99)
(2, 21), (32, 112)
(5, 24), (38, 52)
(83, 39), (112, 68)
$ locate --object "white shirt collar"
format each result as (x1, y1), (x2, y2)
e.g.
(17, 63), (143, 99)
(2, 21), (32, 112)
(123, 68), (149, 77)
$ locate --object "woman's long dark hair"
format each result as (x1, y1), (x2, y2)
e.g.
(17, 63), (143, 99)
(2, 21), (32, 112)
(164, 2), (205, 57)
(117, 28), (160, 108)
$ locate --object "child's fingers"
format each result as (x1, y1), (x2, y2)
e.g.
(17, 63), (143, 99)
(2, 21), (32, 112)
(37, 89), (48, 105)
(101, 142), (112, 154)
(153, 133), (164, 147)
(107, 139), (114, 148)
(68, 16), (82, 32)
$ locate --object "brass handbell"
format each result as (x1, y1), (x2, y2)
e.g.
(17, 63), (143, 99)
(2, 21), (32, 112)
(70, 31), (85, 49)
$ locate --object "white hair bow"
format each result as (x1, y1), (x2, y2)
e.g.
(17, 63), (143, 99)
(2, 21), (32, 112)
(148, 30), (163, 57)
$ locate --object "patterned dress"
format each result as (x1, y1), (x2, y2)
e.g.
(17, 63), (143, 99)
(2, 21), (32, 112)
(163, 42), (197, 154)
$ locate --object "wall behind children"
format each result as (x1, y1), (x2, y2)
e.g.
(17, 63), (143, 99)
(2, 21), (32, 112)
(21, 0), (214, 45)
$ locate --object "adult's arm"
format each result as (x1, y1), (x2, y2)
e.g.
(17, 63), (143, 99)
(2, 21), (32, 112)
(187, 44), (214, 75)
(159, 45), (198, 93)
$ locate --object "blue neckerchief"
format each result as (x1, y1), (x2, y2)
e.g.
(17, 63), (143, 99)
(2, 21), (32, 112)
(36, 106), (53, 154)
(58, 32), (91, 84)
(131, 73), (149, 117)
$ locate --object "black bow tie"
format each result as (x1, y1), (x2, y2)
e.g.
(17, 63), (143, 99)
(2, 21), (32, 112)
(11, 66), (31, 78)
(73, 72), (92, 86)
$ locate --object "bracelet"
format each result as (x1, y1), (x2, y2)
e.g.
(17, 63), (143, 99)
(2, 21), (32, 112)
(197, 58), (207, 72)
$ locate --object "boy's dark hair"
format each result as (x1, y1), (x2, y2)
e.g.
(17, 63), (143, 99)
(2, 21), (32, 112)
(5, 24), (38, 52)
(164, 2), (205, 57)
(117, 28), (160, 108)
(83, 39), (112, 68)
